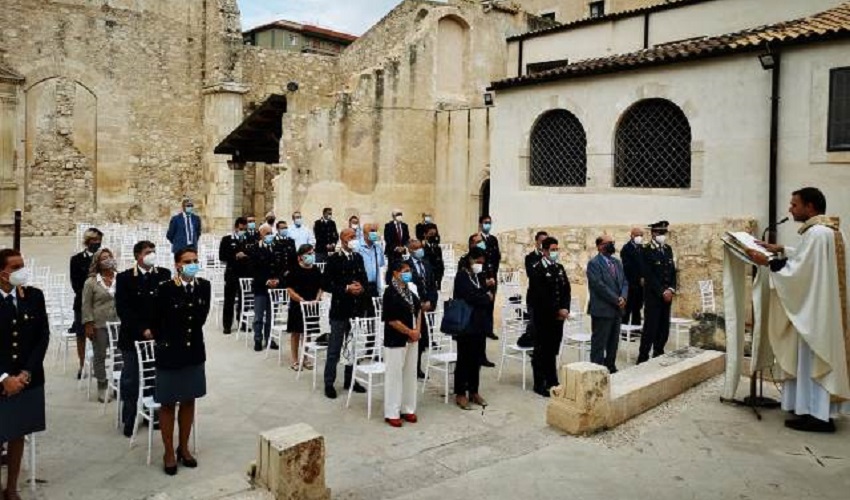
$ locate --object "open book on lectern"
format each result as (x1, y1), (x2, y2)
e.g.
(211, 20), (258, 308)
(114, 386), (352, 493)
(721, 231), (776, 265)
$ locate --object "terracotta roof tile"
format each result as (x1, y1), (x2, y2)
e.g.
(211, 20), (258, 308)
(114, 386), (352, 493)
(491, 3), (850, 90)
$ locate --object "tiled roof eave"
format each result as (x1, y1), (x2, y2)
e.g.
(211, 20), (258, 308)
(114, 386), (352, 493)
(490, 14), (850, 91)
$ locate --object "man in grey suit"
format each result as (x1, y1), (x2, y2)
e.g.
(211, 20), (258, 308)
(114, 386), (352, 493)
(586, 235), (629, 373)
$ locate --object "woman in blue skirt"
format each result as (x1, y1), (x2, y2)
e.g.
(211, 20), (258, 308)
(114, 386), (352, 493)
(153, 248), (210, 476)
(1, 249), (50, 500)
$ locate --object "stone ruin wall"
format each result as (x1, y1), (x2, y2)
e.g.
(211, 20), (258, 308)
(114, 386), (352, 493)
(0, 0), (212, 236)
(239, 46), (341, 219)
(495, 218), (757, 317)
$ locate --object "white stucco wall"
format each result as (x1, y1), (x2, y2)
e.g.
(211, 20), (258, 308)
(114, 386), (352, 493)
(491, 39), (850, 241)
(510, 0), (846, 77)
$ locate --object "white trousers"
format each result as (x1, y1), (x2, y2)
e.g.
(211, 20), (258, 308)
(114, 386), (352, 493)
(384, 343), (418, 419)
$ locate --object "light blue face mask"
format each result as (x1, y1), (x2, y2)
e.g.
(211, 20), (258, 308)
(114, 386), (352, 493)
(303, 254), (315, 266)
(476, 241), (487, 250)
(548, 251), (560, 263)
(278, 229), (288, 238)
(182, 263), (201, 279)
(413, 248), (425, 260)
(185, 206), (194, 215)
(482, 223), (492, 233)
(369, 232), (380, 242)
(264, 235), (275, 245)
(248, 222), (256, 230)
(400, 272), (413, 284)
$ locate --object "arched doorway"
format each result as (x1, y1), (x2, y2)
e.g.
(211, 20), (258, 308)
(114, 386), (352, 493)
(479, 179), (490, 218)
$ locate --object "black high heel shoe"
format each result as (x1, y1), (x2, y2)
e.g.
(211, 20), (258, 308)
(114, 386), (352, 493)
(176, 447), (198, 468)
(163, 454), (178, 476)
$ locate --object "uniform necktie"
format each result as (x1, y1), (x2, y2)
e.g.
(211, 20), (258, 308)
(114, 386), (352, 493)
(4, 294), (15, 312)
(187, 285), (193, 295)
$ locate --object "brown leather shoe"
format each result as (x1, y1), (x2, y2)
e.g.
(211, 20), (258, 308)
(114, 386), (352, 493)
(385, 418), (403, 428)
(456, 395), (473, 410)
(470, 394), (488, 407)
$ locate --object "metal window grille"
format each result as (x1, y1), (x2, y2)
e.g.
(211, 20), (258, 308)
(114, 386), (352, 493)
(615, 98), (692, 188)
(828, 67), (850, 151)
(530, 109), (587, 187)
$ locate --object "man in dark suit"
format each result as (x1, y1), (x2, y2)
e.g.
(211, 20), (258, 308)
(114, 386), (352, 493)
(587, 235), (628, 374)
(384, 209), (410, 257)
(250, 226), (287, 352)
(1, 249), (50, 498)
(166, 198), (202, 255)
(479, 215), (501, 341)
(422, 224), (444, 290)
(313, 207), (339, 263)
(70, 227), (103, 378)
(408, 240), (438, 378)
(115, 241), (172, 437)
(620, 228), (645, 327)
(467, 234), (497, 367)
(528, 237), (571, 397)
(523, 231), (548, 343)
(321, 229), (375, 399)
(218, 217), (250, 334)
(415, 213), (437, 242)
(638, 221), (677, 364)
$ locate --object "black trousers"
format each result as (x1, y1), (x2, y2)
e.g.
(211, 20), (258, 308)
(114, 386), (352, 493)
(455, 334), (485, 396)
(623, 284), (644, 326)
(590, 316), (621, 373)
(222, 276), (241, 330)
(638, 297), (671, 363)
(532, 318), (564, 391)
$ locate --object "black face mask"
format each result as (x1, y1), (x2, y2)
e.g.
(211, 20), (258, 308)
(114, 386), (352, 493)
(87, 243), (101, 254)
(604, 242), (616, 255)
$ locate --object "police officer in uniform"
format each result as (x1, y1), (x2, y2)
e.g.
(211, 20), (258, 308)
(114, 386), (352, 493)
(637, 221), (677, 364)
(422, 224), (444, 290)
(528, 237), (571, 397)
(523, 231), (549, 343)
(313, 207), (339, 263)
(218, 217), (251, 334)
(250, 226), (287, 351)
(620, 228), (645, 327)
(273, 219), (298, 284)
(153, 248), (210, 475)
(115, 241), (171, 437)
(1, 249), (50, 499)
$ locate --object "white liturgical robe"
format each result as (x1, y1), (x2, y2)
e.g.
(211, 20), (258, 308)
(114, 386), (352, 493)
(768, 215), (850, 422)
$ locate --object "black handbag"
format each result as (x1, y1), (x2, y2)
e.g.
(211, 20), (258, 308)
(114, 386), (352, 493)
(440, 298), (473, 337)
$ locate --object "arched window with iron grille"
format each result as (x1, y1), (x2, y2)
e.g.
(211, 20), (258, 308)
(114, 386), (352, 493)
(529, 109), (587, 187)
(614, 98), (692, 188)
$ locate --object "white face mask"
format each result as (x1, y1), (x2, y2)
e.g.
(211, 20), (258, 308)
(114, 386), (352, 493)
(294, 218), (303, 227)
(347, 240), (359, 251)
(655, 234), (667, 245)
(8, 268), (30, 287)
(350, 224), (359, 230)
(633, 236), (643, 245)
(395, 215), (403, 222)
(142, 253), (157, 267)
(471, 263), (484, 274)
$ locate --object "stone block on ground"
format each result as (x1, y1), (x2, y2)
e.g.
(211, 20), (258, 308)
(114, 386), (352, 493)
(256, 423), (331, 500)
(548, 350), (725, 435)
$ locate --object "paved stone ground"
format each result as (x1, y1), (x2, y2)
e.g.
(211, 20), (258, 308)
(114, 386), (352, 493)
(5, 237), (849, 500)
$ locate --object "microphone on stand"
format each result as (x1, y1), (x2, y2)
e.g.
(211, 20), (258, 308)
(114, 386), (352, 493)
(761, 216), (789, 241)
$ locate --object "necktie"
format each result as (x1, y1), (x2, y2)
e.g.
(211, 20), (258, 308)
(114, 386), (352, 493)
(607, 259), (617, 278)
(396, 223), (402, 242)
(187, 285), (193, 296)
(5, 294), (16, 315)
(185, 214), (194, 244)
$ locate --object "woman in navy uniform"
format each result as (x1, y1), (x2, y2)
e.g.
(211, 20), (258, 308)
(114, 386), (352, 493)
(153, 248), (210, 475)
(1, 249), (50, 500)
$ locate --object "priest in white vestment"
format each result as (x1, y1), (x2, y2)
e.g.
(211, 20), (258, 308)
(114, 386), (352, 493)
(749, 187), (850, 433)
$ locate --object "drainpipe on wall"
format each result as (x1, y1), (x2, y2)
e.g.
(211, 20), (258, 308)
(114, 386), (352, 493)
(767, 52), (781, 244)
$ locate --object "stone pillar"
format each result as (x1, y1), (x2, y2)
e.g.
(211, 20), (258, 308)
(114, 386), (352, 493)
(203, 83), (248, 233)
(547, 362), (610, 435)
(0, 78), (21, 224)
(256, 423), (331, 500)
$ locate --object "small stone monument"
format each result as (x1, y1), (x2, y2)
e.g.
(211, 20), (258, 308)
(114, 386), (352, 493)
(547, 362), (611, 435)
(255, 423), (331, 500)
